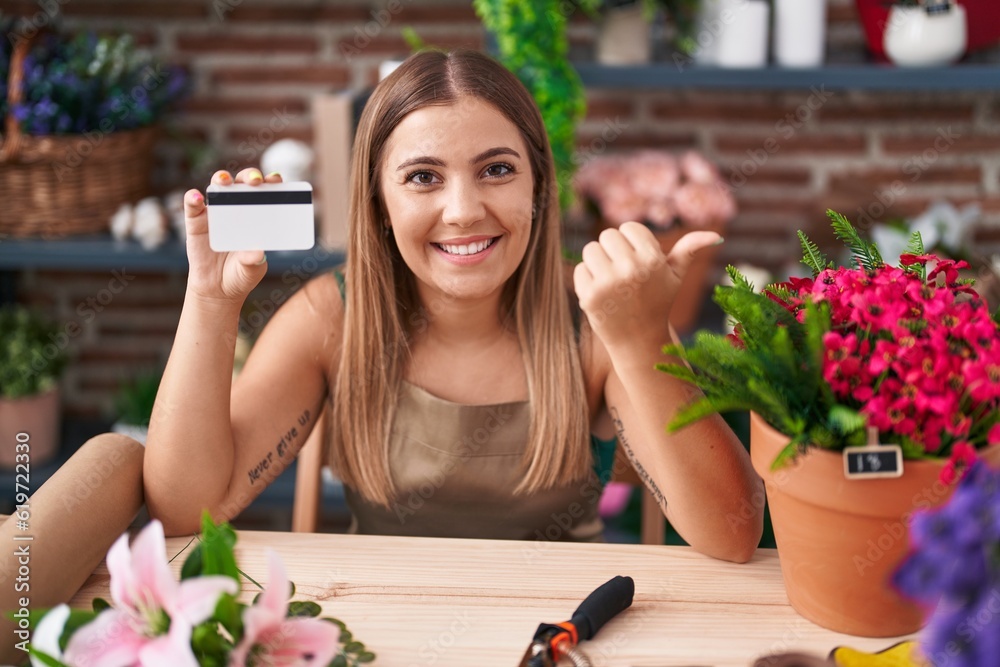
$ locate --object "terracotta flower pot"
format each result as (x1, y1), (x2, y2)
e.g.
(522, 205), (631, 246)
(750, 411), (1000, 637)
(0, 387), (61, 468)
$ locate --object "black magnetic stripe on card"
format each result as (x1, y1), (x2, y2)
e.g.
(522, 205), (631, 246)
(207, 191), (313, 206)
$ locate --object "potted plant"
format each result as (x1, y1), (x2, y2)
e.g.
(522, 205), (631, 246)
(111, 369), (161, 444)
(582, 0), (702, 65)
(0, 19), (190, 237)
(657, 210), (1000, 637)
(0, 305), (68, 468)
(574, 149), (736, 333)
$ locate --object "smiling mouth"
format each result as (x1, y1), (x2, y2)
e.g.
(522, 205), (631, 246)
(433, 236), (499, 256)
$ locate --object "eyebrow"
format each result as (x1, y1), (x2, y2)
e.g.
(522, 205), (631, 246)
(395, 146), (522, 171)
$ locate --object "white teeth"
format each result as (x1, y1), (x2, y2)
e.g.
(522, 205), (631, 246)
(438, 237), (495, 256)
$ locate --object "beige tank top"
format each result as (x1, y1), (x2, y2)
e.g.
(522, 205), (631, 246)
(343, 380), (605, 542)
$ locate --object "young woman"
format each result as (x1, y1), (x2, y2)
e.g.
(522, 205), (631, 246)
(144, 49), (763, 562)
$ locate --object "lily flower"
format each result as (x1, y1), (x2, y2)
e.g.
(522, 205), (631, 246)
(229, 551), (340, 667)
(29, 603), (70, 667)
(64, 520), (237, 667)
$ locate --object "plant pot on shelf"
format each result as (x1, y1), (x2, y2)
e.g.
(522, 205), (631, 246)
(715, 0), (770, 68)
(596, 2), (652, 65)
(0, 27), (169, 238)
(773, 0), (828, 68)
(884, 4), (967, 67)
(750, 411), (1000, 637)
(855, 0), (999, 62)
(0, 387), (60, 468)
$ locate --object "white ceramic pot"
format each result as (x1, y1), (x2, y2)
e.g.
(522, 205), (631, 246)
(884, 4), (967, 67)
(692, 0), (724, 66)
(774, 0), (828, 68)
(716, 0), (770, 68)
(596, 3), (652, 65)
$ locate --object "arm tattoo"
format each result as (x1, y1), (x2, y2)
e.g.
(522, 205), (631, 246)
(247, 408), (311, 485)
(610, 406), (668, 513)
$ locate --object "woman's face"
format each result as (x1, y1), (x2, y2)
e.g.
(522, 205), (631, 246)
(379, 95), (534, 305)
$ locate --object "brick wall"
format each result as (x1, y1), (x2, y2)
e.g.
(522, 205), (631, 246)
(5, 0), (1000, 415)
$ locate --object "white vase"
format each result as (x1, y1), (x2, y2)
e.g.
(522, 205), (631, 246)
(716, 0), (770, 68)
(596, 3), (652, 65)
(692, 0), (724, 66)
(884, 4), (967, 67)
(773, 0), (827, 68)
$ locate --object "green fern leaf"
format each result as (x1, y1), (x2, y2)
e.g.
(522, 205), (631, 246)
(798, 230), (829, 277)
(725, 264), (755, 291)
(770, 440), (805, 471)
(828, 209), (883, 272)
(899, 231), (926, 279)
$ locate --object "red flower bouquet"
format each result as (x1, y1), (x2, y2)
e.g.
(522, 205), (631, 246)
(660, 210), (1000, 476)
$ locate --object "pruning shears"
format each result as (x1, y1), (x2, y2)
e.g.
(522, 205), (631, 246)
(517, 575), (635, 667)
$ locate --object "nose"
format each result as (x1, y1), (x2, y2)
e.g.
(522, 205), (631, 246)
(440, 179), (486, 228)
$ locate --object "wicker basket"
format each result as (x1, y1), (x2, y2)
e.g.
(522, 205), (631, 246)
(0, 28), (159, 238)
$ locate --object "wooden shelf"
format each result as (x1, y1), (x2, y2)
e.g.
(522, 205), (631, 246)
(0, 234), (344, 273)
(574, 62), (1000, 90)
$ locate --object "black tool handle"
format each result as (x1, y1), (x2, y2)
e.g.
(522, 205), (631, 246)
(569, 575), (635, 641)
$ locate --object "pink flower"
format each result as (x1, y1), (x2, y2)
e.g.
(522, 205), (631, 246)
(64, 520), (238, 667)
(229, 551), (340, 667)
(598, 482), (632, 518)
(680, 150), (720, 184)
(674, 181), (736, 229)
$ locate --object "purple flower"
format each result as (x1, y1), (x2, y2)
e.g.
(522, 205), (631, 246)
(895, 462), (1000, 664)
(893, 548), (951, 604)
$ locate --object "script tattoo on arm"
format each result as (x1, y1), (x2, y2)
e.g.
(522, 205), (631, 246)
(247, 408), (311, 486)
(610, 406), (668, 513)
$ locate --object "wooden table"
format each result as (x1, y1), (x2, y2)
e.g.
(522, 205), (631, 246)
(70, 531), (913, 666)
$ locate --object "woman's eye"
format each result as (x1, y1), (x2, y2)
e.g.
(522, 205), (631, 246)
(484, 163), (514, 179)
(406, 171), (438, 186)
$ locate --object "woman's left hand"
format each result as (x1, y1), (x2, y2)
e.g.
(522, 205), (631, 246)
(573, 221), (721, 353)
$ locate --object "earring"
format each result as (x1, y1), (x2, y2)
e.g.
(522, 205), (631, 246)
(531, 205), (538, 220)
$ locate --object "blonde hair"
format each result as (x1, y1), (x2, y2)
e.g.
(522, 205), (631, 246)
(328, 49), (590, 507)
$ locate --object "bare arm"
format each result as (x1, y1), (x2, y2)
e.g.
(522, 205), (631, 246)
(575, 222), (763, 562)
(145, 273), (339, 536)
(144, 167), (341, 536)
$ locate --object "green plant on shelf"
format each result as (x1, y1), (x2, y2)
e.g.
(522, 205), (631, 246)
(0, 305), (67, 399)
(473, 0), (596, 212)
(585, 0), (702, 55)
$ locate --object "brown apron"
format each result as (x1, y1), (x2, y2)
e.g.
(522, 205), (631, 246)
(344, 380), (605, 542)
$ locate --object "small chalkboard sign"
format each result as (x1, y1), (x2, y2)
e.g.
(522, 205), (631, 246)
(843, 427), (904, 480)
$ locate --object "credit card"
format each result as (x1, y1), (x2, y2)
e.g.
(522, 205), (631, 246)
(206, 181), (315, 252)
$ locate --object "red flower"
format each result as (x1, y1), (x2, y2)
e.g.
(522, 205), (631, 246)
(939, 441), (977, 485)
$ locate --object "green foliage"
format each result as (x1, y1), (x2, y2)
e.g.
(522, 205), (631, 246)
(798, 230), (831, 277)
(658, 212), (885, 467)
(113, 369), (161, 426)
(473, 0), (587, 211)
(0, 305), (68, 399)
(648, 0), (702, 55)
(828, 209), (883, 272)
(901, 231), (926, 279)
